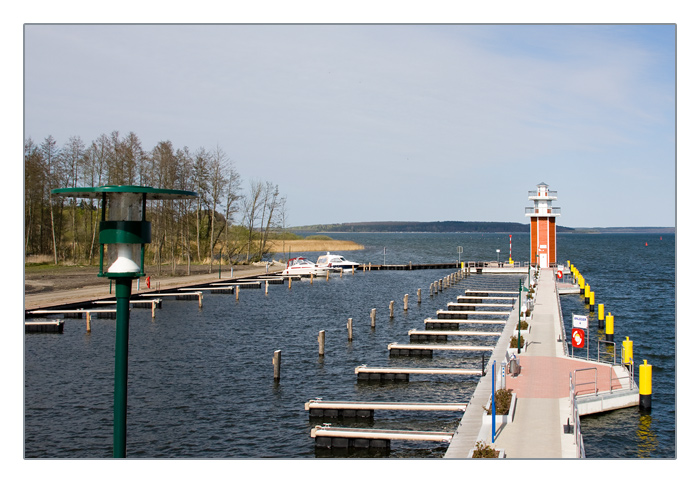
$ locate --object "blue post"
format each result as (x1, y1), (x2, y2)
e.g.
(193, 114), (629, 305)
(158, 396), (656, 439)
(492, 360), (496, 443)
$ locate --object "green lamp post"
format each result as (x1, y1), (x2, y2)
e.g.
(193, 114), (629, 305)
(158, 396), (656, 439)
(52, 185), (197, 458)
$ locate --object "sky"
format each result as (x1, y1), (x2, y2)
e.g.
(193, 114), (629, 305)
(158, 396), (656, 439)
(20, 14), (678, 229)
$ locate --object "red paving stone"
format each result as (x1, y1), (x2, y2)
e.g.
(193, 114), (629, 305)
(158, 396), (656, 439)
(505, 355), (622, 398)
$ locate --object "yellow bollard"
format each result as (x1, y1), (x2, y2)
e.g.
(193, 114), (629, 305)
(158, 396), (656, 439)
(639, 360), (652, 410)
(605, 312), (614, 342)
(589, 291), (595, 311)
(584, 284), (590, 303)
(598, 303), (605, 328)
(622, 337), (633, 365)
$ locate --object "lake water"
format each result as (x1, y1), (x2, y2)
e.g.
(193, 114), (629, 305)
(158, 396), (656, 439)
(24, 232), (675, 458)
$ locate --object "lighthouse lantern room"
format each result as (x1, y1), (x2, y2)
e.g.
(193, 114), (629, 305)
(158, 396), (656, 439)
(526, 182), (561, 268)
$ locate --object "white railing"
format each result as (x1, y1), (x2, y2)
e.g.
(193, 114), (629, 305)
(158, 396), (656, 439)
(568, 373), (586, 458)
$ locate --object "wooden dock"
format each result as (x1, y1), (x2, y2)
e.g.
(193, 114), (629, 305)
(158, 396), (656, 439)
(305, 400), (467, 418)
(447, 302), (513, 309)
(408, 329), (501, 342)
(435, 309), (511, 319)
(311, 425), (454, 449)
(424, 318), (508, 330)
(355, 365), (484, 381)
(388, 342), (494, 356)
(25, 319), (64, 333)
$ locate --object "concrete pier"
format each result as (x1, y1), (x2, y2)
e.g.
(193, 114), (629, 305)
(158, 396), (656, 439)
(445, 268), (638, 458)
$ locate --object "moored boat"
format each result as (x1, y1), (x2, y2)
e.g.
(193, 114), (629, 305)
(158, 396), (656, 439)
(281, 257), (330, 276)
(316, 252), (360, 272)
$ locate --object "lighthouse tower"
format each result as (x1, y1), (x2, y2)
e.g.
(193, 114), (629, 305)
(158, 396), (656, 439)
(526, 182), (560, 268)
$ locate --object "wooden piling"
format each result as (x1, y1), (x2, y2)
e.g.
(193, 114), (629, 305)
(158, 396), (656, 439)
(318, 330), (325, 356)
(236, 285), (240, 301)
(347, 318), (353, 341)
(86, 311), (91, 333)
(265, 280), (269, 295)
(389, 301), (395, 319)
(417, 288), (422, 304)
(371, 308), (376, 328)
(151, 300), (156, 318)
(403, 294), (408, 311)
(288, 276), (292, 289)
(273, 350), (281, 380)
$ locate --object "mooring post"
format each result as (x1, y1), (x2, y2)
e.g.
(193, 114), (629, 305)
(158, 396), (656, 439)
(273, 350), (281, 380)
(86, 311), (92, 333)
(403, 294), (408, 311)
(318, 330), (325, 356)
(288, 276), (292, 289)
(417, 288), (421, 304)
(236, 285), (240, 301)
(389, 301), (395, 319)
(151, 300), (156, 319)
(198, 292), (203, 309)
(347, 318), (353, 340)
(371, 308), (376, 328)
(265, 280), (269, 295)
(310, 273), (314, 285)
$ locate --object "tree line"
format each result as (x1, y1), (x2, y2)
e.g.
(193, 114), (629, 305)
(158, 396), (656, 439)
(24, 131), (288, 274)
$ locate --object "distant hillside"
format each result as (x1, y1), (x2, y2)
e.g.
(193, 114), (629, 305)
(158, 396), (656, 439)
(569, 226), (676, 234)
(293, 221), (575, 233)
(291, 221), (674, 234)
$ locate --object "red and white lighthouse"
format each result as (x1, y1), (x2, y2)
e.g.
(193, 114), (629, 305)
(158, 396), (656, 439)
(526, 182), (560, 268)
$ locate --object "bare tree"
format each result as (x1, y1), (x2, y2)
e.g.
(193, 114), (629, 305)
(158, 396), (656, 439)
(41, 135), (61, 264)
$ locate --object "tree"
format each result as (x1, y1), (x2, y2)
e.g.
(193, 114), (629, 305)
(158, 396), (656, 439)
(41, 135), (61, 264)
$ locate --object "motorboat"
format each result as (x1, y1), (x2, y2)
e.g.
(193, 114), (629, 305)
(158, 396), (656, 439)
(316, 252), (361, 272)
(281, 257), (330, 277)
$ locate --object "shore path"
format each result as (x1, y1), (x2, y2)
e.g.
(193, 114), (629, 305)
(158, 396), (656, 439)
(24, 263), (284, 311)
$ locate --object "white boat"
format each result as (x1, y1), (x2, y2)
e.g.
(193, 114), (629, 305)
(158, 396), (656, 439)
(281, 257), (330, 276)
(316, 252), (360, 272)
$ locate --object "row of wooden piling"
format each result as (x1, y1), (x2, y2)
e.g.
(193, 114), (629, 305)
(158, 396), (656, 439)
(273, 267), (469, 379)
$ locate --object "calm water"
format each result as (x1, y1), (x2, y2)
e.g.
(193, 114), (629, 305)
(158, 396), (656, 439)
(24, 233), (675, 458)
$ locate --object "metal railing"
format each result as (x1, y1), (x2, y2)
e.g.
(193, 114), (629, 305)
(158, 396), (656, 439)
(528, 190), (558, 198)
(572, 367), (598, 396)
(568, 373), (586, 458)
(554, 279), (569, 355)
(596, 340), (616, 365)
(525, 207), (562, 215)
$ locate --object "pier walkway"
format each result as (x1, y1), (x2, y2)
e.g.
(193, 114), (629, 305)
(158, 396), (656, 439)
(445, 268), (637, 458)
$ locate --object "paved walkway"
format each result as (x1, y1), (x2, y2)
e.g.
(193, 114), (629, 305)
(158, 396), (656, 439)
(446, 268), (624, 458)
(24, 263), (283, 311)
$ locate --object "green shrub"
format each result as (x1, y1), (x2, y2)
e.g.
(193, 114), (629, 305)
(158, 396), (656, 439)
(516, 320), (528, 330)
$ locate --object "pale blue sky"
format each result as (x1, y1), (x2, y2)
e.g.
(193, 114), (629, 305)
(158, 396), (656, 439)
(23, 22), (676, 228)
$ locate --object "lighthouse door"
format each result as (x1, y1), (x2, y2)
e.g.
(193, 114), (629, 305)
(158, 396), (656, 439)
(540, 253), (548, 268)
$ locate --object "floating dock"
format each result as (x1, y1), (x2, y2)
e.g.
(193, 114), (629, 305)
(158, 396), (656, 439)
(355, 365), (484, 381)
(388, 343), (494, 357)
(311, 426), (454, 450)
(305, 400), (467, 418)
(25, 319), (64, 333)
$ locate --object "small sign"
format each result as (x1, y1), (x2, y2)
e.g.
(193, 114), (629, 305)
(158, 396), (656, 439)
(572, 314), (588, 329)
(572, 328), (585, 348)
